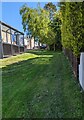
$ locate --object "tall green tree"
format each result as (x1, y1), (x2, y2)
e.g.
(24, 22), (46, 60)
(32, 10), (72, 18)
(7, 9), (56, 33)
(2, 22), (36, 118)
(20, 4), (56, 49)
(59, 2), (83, 56)
(44, 2), (62, 51)
(44, 2), (57, 21)
(52, 13), (62, 50)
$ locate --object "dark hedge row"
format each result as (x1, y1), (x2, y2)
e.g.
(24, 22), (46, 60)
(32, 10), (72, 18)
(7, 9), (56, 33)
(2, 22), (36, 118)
(60, 2), (84, 56)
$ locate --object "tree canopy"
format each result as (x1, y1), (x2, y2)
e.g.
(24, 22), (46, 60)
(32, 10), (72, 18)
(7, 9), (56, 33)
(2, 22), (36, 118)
(44, 2), (57, 21)
(20, 3), (61, 50)
(20, 4), (50, 44)
(20, 2), (83, 54)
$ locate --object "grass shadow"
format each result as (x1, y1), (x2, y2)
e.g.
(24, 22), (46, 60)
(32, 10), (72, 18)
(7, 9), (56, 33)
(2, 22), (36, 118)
(2, 50), (82, 119)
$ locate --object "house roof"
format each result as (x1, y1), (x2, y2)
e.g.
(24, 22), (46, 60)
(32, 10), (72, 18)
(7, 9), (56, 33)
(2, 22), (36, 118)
(0, 21), (24, 35)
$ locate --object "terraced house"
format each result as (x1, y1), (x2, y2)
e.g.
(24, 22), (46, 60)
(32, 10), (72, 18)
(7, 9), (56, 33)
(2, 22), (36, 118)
(0, 21), (24, 59)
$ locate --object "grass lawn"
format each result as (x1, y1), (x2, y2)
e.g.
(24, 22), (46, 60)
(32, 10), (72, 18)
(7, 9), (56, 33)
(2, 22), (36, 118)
(0, 50), (82, 119)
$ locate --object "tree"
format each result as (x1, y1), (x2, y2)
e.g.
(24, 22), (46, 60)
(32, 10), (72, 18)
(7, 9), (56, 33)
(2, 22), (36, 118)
(20, 4), (56, 49)
(59, 2), (83, 56)
(44, 2), (62, 51)
(50, 12), (62, 50)
(44, 2), (57, 21)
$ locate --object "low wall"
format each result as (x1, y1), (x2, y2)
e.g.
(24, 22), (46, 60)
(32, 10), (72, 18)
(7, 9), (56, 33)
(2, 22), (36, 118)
(0, 43), (3, 58)
(2, 43), (24, 57)
(12, 45), (19, 54)
(20, 46), (24, 52)
(3, 43), (11, 55)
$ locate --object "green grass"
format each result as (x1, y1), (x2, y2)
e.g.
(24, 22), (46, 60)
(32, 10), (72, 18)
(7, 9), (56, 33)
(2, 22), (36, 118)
(1, 50), (82, 118)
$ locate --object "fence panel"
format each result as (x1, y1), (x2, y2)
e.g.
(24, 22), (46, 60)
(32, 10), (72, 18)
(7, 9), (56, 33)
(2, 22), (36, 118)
(63, 48), (79, 79)
(79, 52), (84, 90)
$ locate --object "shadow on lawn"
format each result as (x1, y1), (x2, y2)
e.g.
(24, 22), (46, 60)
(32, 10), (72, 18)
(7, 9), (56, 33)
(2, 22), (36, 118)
(2, 51), (55, 118)
(2, 50), (55, 70)
(26, 49), (55, 55)
(2, 52), (53, 75)
(2, 50), (82, 119)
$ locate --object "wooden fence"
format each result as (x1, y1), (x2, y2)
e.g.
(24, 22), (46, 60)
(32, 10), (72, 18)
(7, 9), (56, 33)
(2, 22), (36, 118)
(63, 48), (80, 79)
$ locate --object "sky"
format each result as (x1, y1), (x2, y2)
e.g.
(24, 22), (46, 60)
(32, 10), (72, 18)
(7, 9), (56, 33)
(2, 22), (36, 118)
(1, 2), (57, 34)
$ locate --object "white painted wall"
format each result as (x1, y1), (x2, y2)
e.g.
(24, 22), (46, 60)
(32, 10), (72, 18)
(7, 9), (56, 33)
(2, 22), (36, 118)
(79, 52), (84, 90)
(24, 39), (28, 46)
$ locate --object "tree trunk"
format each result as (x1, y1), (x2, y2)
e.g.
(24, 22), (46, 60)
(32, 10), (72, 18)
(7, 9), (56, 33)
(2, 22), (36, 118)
(46, 45), (50, 50)
(54, 43), (56, 51)
(38, 42), (40, 49)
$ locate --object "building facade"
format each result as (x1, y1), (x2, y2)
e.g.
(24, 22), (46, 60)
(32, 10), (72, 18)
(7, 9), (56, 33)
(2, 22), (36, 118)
(24, 36), (35, 50)
(0, 21), (24, 58)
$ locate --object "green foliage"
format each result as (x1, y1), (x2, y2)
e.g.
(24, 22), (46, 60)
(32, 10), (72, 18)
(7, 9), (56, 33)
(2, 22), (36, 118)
(20, 4), (54, 46)
(59, 2), (83, 56)
(44, 2), (57, 21)
(44, 2), (62, 50)
(20, 3), (62, 50)
(44, 2), (57, 12)
(50, 12), (62, 50)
